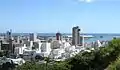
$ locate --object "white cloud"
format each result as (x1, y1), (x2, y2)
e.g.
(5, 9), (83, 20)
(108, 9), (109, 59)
(86, 0), (92, 3)
(78, 0), (93, 3)
(78, 0), (84, 2)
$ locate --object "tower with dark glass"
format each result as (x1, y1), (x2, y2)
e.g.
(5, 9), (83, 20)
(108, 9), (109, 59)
(72, 26), (81, 46)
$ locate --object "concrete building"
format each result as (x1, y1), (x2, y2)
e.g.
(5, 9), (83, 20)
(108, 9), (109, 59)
(40, 42), (51, 57)
(29, 33), (37, 41)
(80, 36), (84, 46)
(51, 40), (62, 49)
(14, 36), (20, 43)
(72, 26), (81, 46)
(4, 30), (14, 54)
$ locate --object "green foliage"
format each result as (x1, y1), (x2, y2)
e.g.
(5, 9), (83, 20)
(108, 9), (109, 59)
(17, 61), (71, 70)
(68, 51), (100, 70)
(107, 56), (120, 70)
(44, 57), (50, 63)
(68, 39), (120, 70)
(48, 62), (71, 70)
(16, 61), (39, 70)
(17, 61), (51, 70)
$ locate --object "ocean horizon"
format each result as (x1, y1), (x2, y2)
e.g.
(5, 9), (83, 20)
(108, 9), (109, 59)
(0, 33), (119, 43)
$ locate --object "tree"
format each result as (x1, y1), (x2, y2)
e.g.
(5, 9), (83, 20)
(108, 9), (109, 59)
(107, 56), (120, 70)
(68, 39), (120, 70)
(48, 61), (71, 70)
(16, 61), (38, 70)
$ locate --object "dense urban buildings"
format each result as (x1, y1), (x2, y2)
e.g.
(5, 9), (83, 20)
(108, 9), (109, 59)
(0, 26), (109, 68)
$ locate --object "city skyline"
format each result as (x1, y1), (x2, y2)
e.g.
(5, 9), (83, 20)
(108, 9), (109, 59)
(0, 0), (120, 33)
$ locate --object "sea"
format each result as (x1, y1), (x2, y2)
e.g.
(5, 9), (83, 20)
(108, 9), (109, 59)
(81, 33), (119, 43)
(37, 33), (120, 43)
(1, 33), (120, 43)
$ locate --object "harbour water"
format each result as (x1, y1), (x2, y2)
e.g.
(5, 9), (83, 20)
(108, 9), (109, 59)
(83, 34), (120, 43)
(1, 33), (120, 43)
(38, 33), (120, 43)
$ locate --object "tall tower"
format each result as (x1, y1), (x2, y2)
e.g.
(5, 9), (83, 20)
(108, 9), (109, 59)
(56, 32), (62, 40)
(6, 31), (12, 42)
(72, 26), (80, 46)
(6, 29), (14, 54)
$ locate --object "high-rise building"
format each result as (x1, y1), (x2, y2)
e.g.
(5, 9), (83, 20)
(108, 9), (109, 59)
(72, 26), (81, 46)
(29, 33), (37, 41)
(56, 32), (62, 40)
(6, 30), (12, 42)
(4, 29), (14, 54)
(80, 36), (84, 46)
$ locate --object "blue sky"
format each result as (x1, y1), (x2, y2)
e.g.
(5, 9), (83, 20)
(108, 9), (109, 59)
(0, 0), (120, 33)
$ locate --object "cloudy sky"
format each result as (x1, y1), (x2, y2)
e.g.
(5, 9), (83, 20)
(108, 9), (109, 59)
(0, 0), (120, 33)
